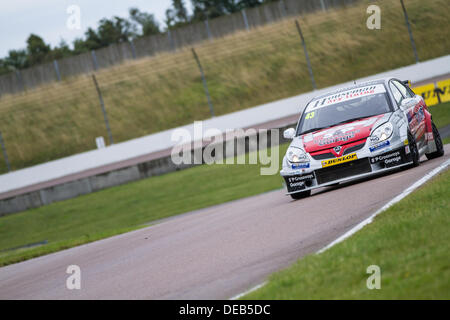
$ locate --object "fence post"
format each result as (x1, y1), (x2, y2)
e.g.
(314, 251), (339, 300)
(400, 0), (419, 63)
(279, 0), (287, 17)
(130, 40), (137, 59)
(0, 131), (11, 172)
(192, 48), (215, 117)
(205, 19), (213, 41)
(168, 30), (176, 50)
(53, 60), (61, 81)
(92, 74), (114, 145)
(320, 0), (327, 11)
(242, 9), (250, 31)
(91, 50), (99, 70)
(295, 20), (317, 90)
(15, 70), (25, 92)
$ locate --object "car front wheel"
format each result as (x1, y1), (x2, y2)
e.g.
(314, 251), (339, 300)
(408, 131), (420, 167)
(290, 190), (311, 200)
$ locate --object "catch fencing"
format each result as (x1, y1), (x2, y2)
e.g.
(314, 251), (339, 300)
(0, 0), (361, 95)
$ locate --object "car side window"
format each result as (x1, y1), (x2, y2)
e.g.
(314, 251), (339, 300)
(389, 82), (403, 106)
(393, 80), (414, 98)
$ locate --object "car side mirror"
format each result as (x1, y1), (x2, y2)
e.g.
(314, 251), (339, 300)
(283, 128), (296, 140)
(400, 97), (416, 110)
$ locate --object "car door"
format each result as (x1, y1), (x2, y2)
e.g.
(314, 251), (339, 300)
(390, 80), (426, 144)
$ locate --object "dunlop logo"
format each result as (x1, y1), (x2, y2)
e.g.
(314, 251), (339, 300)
(321, 153), (358, 168)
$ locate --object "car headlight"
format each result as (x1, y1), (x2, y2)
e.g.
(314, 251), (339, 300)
(370, 122), (393, 145)
(287, 147), (309, 163)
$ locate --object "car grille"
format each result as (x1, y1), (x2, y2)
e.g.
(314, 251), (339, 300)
(311, 152), (334, 160)
(315, 158), (372, 185)
(343, 141), (366, 155)
(311, 141), (366, 160)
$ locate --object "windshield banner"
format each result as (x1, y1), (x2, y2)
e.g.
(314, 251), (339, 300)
(309, 84), (386, 110)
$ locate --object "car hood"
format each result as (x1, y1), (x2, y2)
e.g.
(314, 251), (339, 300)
(298, 114), (390, 153)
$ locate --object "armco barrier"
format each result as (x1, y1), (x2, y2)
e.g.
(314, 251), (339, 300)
(0, 124), (294, 216)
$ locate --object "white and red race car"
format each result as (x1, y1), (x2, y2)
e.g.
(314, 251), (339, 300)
(281, 77), (444, 200)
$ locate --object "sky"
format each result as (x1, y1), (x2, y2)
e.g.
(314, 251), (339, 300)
(0, 0), (193, 58)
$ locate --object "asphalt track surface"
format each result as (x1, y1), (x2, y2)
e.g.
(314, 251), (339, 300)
(0, 145), (448, 300)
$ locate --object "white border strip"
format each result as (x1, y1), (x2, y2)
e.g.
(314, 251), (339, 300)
(230, 158), (450, 299)
(317, 158), (450, 254)
(230, 281), (268, 300)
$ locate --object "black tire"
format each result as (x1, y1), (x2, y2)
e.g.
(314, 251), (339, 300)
(425, 122), (445, 160)
(408, 131), (420, 167)
(290, 190), (311, 200)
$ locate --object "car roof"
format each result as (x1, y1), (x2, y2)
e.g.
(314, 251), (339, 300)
(312, 77), (393, 100)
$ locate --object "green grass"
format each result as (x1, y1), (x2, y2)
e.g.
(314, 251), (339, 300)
(244, 170), (450, 299)
(0, 143), (289, 266)
(0, 0), (449, 173)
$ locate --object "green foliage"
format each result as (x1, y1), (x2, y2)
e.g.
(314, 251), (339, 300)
(26, 34), (51, 65)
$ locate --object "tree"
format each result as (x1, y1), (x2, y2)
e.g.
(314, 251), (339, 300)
(26, 34), (50, 65)
(238, 0), (263, 9)
(97, 17), (136, 45)
(50, 39), (72, 60)
(173, 0), (189, 23)
(190, 0), (241, 21)
(129, 8), (161, 36)
(2, 49), (29, 71)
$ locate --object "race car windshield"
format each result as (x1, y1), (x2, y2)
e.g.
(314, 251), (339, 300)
(297, 91), (392, 136)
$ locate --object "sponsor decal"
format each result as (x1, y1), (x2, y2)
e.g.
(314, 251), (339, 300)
(415, 106), (425, 124)
(307, 84), (387, 110)
(369, 140), (390, 152)
(287, 174), (315, 183)
(370, 149), (406, 168)
(292, 163), (310, 169)
(321, 153), (358, 168)
(315, 129), (360, 146)
(286, 173), (315, 192)
(334, 145), (342, 153)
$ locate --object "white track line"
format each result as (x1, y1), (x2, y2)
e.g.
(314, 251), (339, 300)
(317, 158), (450, 254)
(230, 281), (268, 300)
(230, 158), (450, 299)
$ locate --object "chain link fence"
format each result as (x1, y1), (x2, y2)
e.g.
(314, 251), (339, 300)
(0, 0), (362, 96)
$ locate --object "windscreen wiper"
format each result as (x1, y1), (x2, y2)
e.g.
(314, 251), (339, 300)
(299, 126), (329, 135)
(334, 115), (374, 125)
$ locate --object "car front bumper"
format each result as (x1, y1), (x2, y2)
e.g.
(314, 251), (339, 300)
(280, 141), (413, 195)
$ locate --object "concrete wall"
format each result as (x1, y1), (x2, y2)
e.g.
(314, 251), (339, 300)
(0, 123), (295, 216)
(0, 0), (361, 95)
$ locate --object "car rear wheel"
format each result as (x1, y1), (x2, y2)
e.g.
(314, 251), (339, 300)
(290, 190), (311, 200)
(425, 122), (444, 160)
